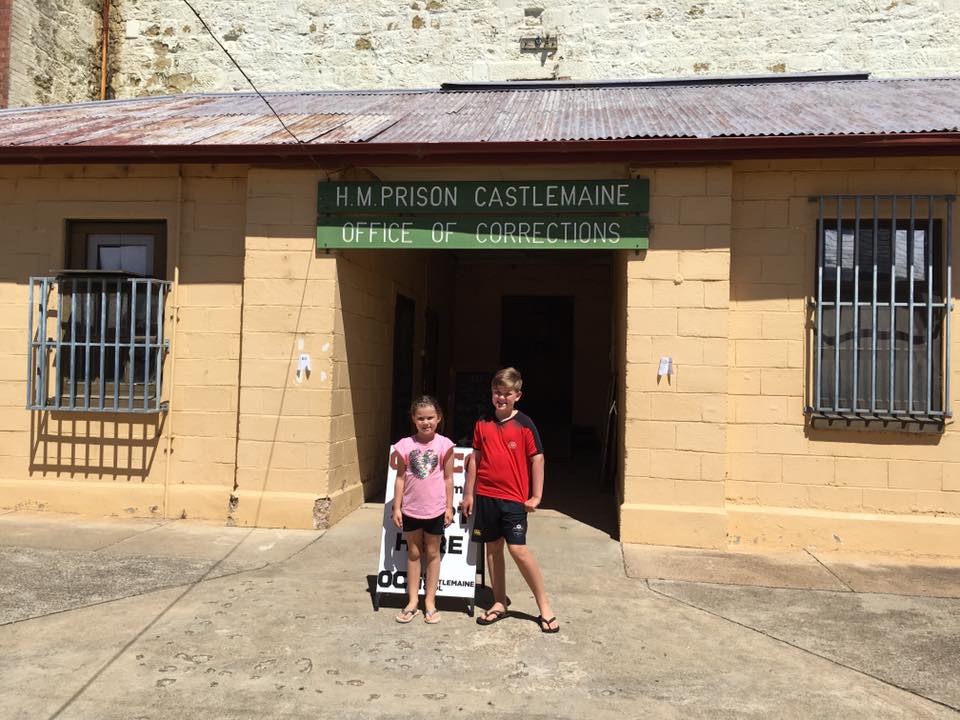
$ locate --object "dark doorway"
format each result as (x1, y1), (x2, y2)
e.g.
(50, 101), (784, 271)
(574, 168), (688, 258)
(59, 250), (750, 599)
(500, 295), (574, 457)
(488, 276), (617, 537)
(390, 294), (416, 442)
(421, 308), (439, 396)
(448, 250), (618, 537)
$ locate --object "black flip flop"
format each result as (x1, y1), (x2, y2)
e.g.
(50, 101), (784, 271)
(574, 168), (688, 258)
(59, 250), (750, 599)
(476, 608), (508, 626)
(537, 615), (560, 633)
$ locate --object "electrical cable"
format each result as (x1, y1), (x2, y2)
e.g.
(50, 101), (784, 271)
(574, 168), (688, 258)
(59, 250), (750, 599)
(180, 0), (304, 145)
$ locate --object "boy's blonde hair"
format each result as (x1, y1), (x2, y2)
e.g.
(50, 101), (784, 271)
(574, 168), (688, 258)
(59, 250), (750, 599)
(492, 367), (523, 392)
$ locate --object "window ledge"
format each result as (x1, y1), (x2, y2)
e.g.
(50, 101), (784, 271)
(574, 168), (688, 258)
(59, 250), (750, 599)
(805, 409), (947, 434)
(30, 403), (170, 415)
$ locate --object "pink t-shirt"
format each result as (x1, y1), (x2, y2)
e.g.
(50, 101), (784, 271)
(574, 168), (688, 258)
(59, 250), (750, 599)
(393, 434), (454, 519)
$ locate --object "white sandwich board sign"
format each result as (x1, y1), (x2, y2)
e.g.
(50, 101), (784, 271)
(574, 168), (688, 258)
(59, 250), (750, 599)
(375, 446), (478, 614)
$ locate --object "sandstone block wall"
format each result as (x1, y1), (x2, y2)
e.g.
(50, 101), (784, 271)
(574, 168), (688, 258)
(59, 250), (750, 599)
(107, 0), (960, 98)
(0, 0), (11, 106)
(0, 163), (246, 522)
(234, 167), (447, 530)
(7, 1), (960, 107)
(619, 165), (732, 548)
(168, 164), (247, 520)
(234, 168), (342, 528)
(328, 165), (460, 515)
(7, 0), (960, 107)
(2, 157), (959, 551)
(727, 156), (960, 554)
(331, 246), (455, 508)
(7, 0), (100, 107)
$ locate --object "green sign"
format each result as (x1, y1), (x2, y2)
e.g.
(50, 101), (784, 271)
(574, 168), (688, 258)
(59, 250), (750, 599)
(316, 179), (649, 250)
(317, 215), (649, 250)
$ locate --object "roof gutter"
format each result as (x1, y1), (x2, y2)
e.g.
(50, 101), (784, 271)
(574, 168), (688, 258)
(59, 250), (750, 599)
(1, 133), (959, 165)
(441, 71), (871, 91)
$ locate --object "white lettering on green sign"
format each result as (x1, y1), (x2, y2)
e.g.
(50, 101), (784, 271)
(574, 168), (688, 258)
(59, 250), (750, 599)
(333, 220), (627, 245)
(340, 221), (415, 244)
(319, 216), (649, 249)
(336, 184), (459, 209)
(317, 180), (650, 250)
(473, 220), (621, 244)
(472, 183), (630, 209)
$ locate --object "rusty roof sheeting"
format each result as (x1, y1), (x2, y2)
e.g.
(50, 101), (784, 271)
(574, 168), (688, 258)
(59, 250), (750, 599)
(0, 78), (959, 151)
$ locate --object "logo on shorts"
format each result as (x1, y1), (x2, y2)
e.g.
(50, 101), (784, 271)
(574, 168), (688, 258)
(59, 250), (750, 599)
(513, 523), (523, 531)
(507, 441), (517, 450)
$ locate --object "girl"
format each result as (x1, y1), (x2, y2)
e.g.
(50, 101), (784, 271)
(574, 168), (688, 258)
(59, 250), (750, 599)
(391, 395), (455, 624)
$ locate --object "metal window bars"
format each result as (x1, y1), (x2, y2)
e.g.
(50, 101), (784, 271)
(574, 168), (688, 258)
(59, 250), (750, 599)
(809, 195), (954, 424)
(26, 273), (171, 413)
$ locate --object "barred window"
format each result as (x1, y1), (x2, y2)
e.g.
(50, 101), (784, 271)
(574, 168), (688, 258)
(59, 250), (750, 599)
(26, 221), (171, 413)
(810, 195), (953, 425)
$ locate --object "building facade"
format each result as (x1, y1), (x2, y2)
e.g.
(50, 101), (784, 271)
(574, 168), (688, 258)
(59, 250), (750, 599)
(0, 77), (959, 557)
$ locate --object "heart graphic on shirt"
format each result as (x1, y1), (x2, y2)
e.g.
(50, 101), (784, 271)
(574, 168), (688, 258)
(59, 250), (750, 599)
(409, 448), (438, 479)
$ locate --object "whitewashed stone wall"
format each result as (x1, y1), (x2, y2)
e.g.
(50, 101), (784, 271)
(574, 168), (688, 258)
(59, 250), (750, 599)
(8, 0), (100, 107)
(109, 0), (960, 97)
(6, 0), (960, 107)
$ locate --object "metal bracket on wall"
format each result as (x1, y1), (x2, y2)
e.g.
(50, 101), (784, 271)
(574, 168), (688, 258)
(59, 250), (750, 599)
(520, 34), (558, 52)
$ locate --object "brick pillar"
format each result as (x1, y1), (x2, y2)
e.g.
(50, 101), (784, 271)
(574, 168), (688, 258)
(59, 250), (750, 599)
(620, 167), (731, 549)
(233, 168), (346, 529)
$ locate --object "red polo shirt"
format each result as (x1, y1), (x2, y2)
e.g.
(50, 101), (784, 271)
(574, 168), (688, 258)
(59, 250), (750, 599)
(472, 411), (544, 503)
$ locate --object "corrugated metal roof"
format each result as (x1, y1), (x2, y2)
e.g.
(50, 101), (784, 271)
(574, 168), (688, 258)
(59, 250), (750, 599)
(0, 77), (958, 151)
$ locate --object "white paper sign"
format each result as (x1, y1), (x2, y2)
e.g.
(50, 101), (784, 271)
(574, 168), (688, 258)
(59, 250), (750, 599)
(376, 446), (478, 599)
(298, 353), (311, 373)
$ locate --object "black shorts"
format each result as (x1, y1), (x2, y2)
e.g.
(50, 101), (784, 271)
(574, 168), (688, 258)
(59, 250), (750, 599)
(402, 512), (445, 536)
(471, 495), (527, 545)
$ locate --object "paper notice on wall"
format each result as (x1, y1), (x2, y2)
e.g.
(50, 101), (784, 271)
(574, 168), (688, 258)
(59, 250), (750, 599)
(375, 447), (478, 599)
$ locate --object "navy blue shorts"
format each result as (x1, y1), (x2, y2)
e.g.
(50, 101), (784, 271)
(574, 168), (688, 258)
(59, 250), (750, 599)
(471, 495), (527, 545)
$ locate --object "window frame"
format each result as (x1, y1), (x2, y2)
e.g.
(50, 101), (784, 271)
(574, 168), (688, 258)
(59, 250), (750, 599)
(66, 220), (167, 279)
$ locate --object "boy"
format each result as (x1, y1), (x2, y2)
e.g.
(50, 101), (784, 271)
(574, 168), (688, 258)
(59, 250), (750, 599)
(461, 367), (559, 633)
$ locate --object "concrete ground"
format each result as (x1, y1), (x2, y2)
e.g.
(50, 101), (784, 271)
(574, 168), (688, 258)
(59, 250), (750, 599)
(1, 506), (959, 719)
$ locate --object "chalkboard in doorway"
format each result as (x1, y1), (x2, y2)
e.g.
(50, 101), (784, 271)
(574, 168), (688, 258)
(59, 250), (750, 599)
(451, 370), (492, 447)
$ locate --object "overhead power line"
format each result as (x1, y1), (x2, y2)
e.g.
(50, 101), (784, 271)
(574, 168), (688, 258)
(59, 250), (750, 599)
(180, 0), (304, 144)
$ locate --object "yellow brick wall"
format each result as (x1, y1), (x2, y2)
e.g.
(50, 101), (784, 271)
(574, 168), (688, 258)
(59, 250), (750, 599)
(168, 165), (247, 519)
(0, 164), (247, 522)
(232, 168), (454, 529)
(3, 158), (957, 554)
(728, 157), (960, 554)
(233, 169), (341, 528)
(333, 247), (454, 508)
(619, 166), (732, 548)
(614, 236), (629, 508)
